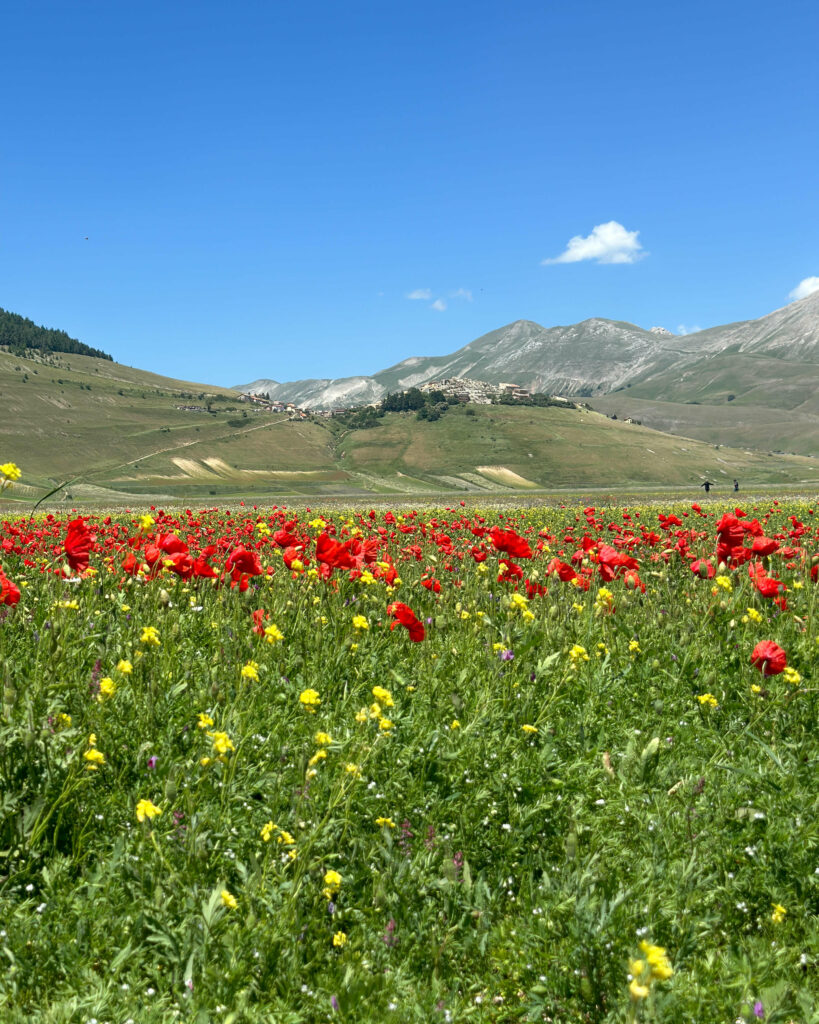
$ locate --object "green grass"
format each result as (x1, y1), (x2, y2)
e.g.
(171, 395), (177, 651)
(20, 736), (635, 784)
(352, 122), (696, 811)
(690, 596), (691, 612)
(0, 499), (817, 1021)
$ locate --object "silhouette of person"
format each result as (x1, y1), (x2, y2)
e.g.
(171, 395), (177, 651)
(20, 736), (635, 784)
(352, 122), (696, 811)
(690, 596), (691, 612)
(733, 479), (739, 492)
(701, 480), (714, 494)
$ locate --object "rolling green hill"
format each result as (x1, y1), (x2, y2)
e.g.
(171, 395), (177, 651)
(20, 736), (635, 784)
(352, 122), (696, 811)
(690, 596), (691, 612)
(1, 344), (817, 503)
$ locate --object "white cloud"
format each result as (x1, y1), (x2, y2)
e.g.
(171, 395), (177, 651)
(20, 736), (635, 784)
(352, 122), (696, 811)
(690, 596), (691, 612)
(788, 276), (819, 301)
(430, 298), (447, 312)
(450, 288), (473, 301)
(406, 288), (431, 300)
(542, 220), (644, 265)
(677, 323), (703, 336)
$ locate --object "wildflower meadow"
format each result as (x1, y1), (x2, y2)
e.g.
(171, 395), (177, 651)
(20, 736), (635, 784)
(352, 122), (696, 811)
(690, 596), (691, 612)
(0, 464), (817, 1022)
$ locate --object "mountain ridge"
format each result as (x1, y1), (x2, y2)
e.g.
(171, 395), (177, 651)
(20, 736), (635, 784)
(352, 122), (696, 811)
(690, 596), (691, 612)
(237, 292), (819, 410)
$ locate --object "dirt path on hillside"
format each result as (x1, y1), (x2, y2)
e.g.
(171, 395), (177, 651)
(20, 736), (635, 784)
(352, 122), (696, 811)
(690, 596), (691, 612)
(89, 417), (296, 478)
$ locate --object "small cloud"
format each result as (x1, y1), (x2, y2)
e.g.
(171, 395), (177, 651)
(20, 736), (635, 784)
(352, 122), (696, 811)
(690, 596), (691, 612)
(450, 288), (473, 301)
(406, 288), (431, 300)
(788, 276), (819, 301)
(430, 298), (447, 312)
(677, 323), (703, 336)
(542, 220), (644, 265)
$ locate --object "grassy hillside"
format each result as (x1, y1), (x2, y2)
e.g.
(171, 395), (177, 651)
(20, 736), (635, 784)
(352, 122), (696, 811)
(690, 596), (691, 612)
(338, 404), (819, 491)
(592, 348), (819, 455)
(2, 347), (818, 503)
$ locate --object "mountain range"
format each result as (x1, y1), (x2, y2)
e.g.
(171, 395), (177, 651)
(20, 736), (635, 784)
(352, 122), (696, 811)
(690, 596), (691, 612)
(238, 292), (819, 455)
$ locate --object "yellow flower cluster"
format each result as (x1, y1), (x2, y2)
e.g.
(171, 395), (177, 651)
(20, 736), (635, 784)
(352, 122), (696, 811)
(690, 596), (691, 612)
(322, 869), (342, 900)
(568, 643), (589, 665)
(628, 940), (673, 999)
(264, 623), (284, 644)
(136, 798), (162, 822)
(299, 688), (321, 712)
(140, 625), (160, 646)
(260, 820), (297, 858)
(359, 686), (394, 732)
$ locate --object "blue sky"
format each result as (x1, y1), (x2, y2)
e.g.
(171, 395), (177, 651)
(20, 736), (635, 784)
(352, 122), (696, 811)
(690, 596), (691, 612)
(3, 0), (818, 386)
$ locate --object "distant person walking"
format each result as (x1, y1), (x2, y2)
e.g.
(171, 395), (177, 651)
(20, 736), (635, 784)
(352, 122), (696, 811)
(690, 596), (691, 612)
(700, 480), (714, 494)
(734, 479), (739, 492)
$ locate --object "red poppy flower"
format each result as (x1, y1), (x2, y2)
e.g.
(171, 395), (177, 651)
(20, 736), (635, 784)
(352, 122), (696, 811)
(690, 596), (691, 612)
(546, 558), (577, 582)
(315, 533), (356, 571)
(0, 570), (21, 606)
(489, 527), (532, 559)
(387, 601), (425, 642)
(750, 640), (787, 676)
(748, 561), (785, 598)
(226, 545), (263, 576)
(751, 536), (779, 557)
(498, 560), (524, 582)
(64, 518), (92, 572)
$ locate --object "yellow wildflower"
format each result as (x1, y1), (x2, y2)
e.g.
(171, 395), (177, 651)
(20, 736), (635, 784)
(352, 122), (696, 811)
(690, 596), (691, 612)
(84, 748), (105, 770)
(344, 762), (361, 777)
(241, 661), (260, 681)
(521, 724), (538, 734)
(308, 749), (327, 767)
(697, 693), (718, 708)
(639, 940), (674, 981)
(221, 889), (238, 910)
(116, 659), (133, 675)
(352, 614), (369, 630)
(136, 798), (162, 822)
(140, 626), (160, 646)
(0, 462), (22, 482)
(375, 817), (396, 828)
(264, 623), (284, 644)
(332, 931), (347, 947)
(139, 514), (155, 531)
(197, 712), (214, 729)
(97, 676), (116, 701)
(629, 978), (650, 1000)
(323, 869), (342, 899)
(261, 821), (275, 842)
(207, 731), (236, 755)
(371, 685), (394, 707)
(450, 719), (460, 730)
(299, 688), (320, 712)
(314, 731), (333, 746)
(379, 718), (394, 732)
(771, 902), (786, 924)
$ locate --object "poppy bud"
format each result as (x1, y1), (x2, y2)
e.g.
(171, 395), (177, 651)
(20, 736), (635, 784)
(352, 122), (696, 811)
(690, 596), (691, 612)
(159, 589), (170, 604)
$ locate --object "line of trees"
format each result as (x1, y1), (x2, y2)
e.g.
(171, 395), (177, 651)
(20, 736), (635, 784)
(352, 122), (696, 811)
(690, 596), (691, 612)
(0, 308), (113, 361)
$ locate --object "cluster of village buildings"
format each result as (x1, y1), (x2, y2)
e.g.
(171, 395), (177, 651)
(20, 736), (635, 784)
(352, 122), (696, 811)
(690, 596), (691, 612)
(235, 376), (545, 418)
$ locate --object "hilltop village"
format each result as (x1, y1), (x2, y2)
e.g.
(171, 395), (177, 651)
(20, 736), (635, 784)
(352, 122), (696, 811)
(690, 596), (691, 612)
(239, 375), (563, 418)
